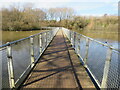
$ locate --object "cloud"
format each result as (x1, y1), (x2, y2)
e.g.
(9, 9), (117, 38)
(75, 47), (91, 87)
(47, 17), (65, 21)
(0, 0), (118, 16)
(0, 0), (119, 3)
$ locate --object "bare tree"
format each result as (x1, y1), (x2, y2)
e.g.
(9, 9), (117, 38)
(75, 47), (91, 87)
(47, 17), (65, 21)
(48, 7), (75, 21)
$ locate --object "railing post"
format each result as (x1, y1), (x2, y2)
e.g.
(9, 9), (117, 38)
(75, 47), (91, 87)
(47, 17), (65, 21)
(46, 32), (47, 47)
(76, 33), (79, 54)
(70, 31), (72, 44)
(30, 37), (35, 68)
(75, 33), (78, 53)
(50, 31), (52, 41)
(101, 48), (112, 88)
(69, 30), (71, 41)
(84, 38), (89, 67)
(39, 34), (42, 54)
(7, 43), (15, 89)
(77, 35), (80, 56)
(47, 32), (50, 43)
(73, 32), (76, 48)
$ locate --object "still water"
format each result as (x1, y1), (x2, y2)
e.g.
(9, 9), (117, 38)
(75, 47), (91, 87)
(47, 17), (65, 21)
(1, 30), (119, 48)
(73, 30), (119, 49)
(0, 30), (48, 44)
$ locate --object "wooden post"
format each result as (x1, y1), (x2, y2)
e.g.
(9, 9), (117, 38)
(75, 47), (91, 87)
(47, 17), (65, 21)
(30, 37), (35, 68)
(7, 43), (15, 89)
(101, 48), (112, 88)
(84, 38), (89, 67)
(39, 34), (42, 54)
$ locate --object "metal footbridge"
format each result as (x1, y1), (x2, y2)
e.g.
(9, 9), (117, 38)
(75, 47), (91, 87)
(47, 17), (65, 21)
(0, 27), (119, 89)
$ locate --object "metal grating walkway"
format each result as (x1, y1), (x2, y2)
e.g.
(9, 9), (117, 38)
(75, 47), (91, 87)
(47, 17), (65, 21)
(21, 30), (95, 89)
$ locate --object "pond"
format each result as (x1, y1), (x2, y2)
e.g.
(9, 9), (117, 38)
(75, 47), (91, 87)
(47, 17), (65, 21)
(0, 30), (48, 44)
(72, 29), (119, 49)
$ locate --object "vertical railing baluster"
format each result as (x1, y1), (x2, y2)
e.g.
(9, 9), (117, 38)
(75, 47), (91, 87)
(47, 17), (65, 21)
(70, 31), (72, 44)
(76, 33), (79, 54)
(51, 30), (52, 41)
(46, 32), (47, 47)
(7, 43), (15, 89)
(74, 32), (76, 48)
(75, 33), (78, 53)
(84, 38), (89, 67)
(72, 31), (74, 46)
(78, 35), (81, 56)
(39, 34), (42, 55)
(30, 37), (35, 68)
(49, 31), (51, 41)
(69, 30), (71, 40)
(48, 32), (50, 43)
(101, 47), (112, 88)
(44, 33), (46, 49)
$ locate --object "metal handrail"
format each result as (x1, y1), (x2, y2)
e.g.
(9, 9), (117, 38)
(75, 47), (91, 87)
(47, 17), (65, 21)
(62, 28), (119, 52)
(62, 27), (119, 89)
(0, 27), (58, 48)
(0, 31), (47, 48)
(81, 34), (119, 52)
(1, 27), (59, 89)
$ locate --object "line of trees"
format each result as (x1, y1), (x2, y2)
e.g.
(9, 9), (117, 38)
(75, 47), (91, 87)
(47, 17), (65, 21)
(1, 4), (118, 32)
(1, 5), (75, 31)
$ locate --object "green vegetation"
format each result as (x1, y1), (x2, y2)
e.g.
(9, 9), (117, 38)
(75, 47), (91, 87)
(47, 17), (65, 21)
(1, 5), (118, 32)
(85, 15), (118, 32)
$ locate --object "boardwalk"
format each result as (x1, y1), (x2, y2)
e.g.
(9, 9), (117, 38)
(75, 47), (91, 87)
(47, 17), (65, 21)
(21, 30), (95, 89)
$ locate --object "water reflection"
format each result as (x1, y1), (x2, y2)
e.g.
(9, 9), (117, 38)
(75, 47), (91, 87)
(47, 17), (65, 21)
(0, 30), (48, 44)
(72, 30), (119, 49)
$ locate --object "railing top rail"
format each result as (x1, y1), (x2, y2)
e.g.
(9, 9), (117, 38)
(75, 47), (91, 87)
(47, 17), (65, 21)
(80, 34), (119, 52)
(0, 27), (59, 48)
(62, 27), (120, 52)
(0, 31), (48, 48)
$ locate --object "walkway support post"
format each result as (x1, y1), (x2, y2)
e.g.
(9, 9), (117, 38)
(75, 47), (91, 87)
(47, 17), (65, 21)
(77, 35), (80, 55)
(101, 47), (112, 88)
(73, 32), (76, 48)
(69, 31), (71, 41)
(30, 37), (35, 68)
(47, 32), (50, 43)
(75, 33), (78, 54)
(84, 38), (89, 67)
(7, 43), (15, 89)
(39, 34), (42, 55)
(70, 31), (72, 44)
(46, 32), (47, 47)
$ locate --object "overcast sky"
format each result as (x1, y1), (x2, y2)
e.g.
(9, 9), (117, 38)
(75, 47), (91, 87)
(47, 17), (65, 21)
(0, 0), (119, 16)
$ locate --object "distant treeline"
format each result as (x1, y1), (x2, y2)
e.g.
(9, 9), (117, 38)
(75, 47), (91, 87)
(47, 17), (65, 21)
(1, 5), (118, 32)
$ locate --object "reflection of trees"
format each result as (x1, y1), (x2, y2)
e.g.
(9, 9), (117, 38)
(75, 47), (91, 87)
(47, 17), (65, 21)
(12, 39), (30, 51)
